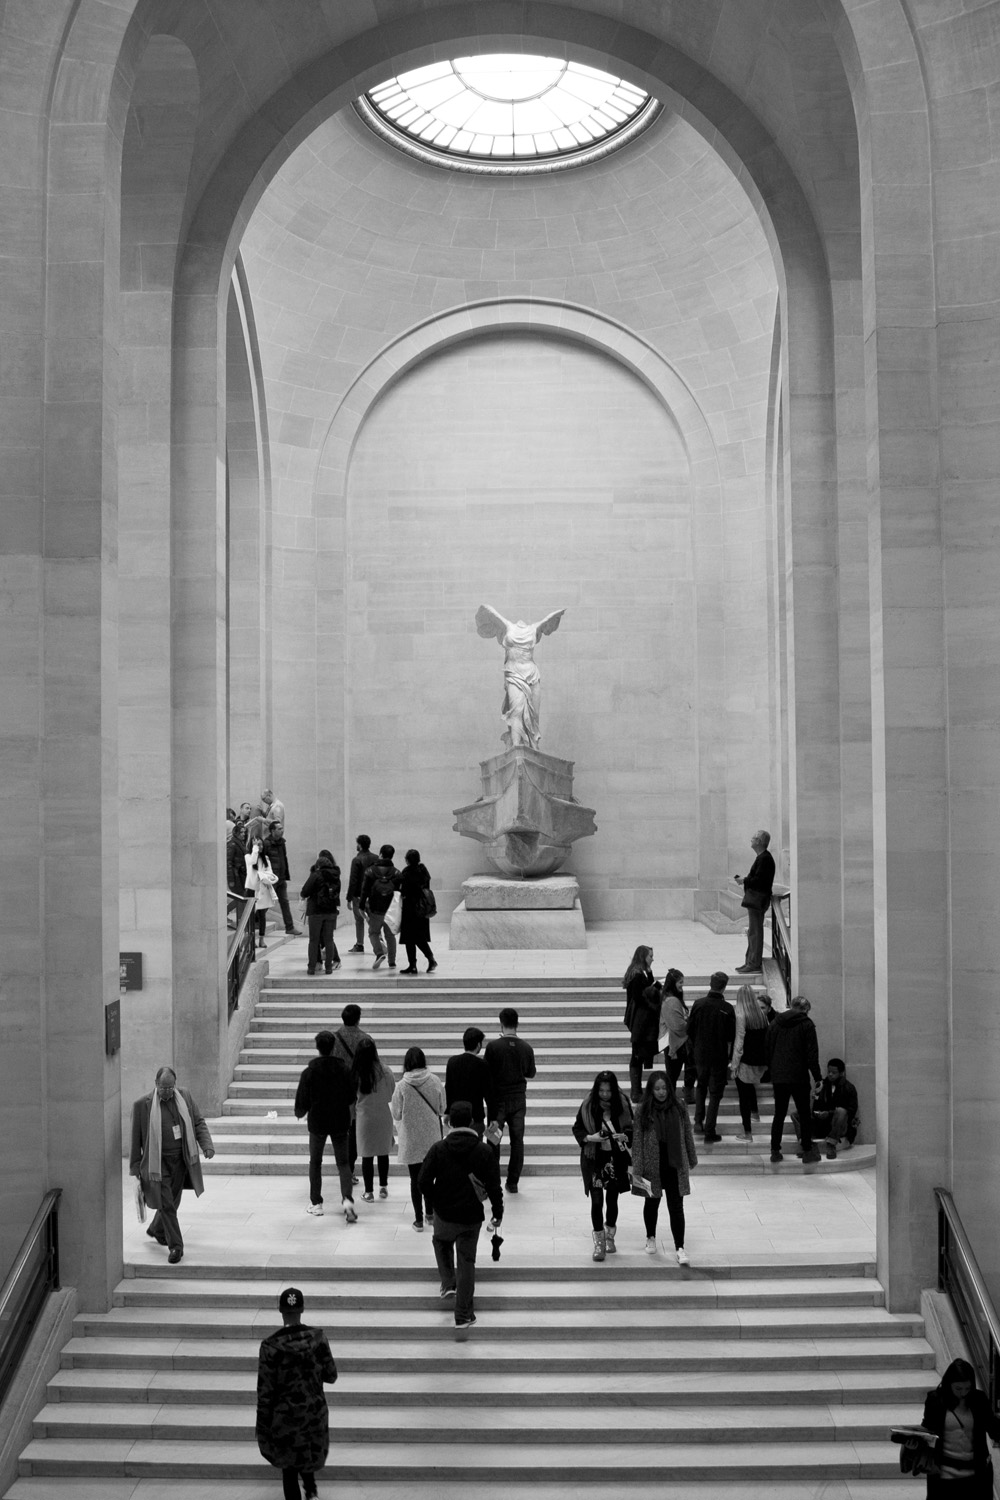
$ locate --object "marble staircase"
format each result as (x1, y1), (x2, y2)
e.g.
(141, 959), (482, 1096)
(9, 1256), (929, 1495)
(205, 973), (873, 1175)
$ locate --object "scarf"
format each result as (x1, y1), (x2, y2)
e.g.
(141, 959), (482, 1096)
(147, 1086), (197, 1183)
(650, 1098), (683, 1170)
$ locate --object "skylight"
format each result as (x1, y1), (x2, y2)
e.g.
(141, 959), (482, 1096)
(358, 54), (659, 173)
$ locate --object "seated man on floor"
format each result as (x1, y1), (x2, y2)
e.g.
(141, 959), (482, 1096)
(793, 1057), (859, 1159)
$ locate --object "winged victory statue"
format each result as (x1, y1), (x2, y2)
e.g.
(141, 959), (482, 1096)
(475, 604), (566, 751)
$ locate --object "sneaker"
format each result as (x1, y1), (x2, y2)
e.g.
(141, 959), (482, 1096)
(286, 928), (304, 937)
(645, 1237), (657, 1255)
(738, 1132), (754, 1142)
(306, 1203), (324, 1216)
(770, 1150), (783, 1163)
(379, 1186), (388, 1199)
(455, 1314), (477, 1339)
(372, 954), (385, 970)
(675, 1247), (690, 1266)
(348, 944), (364, 954)
(331, 961), (341, 971)
(343, 1199), (358, 1223)
(751, 1112), (761, 1122)
(801, 1148), (822, 1164)
(439, 1287), (457, 1300)
(412, 1219), (424, 1232)
(351, 1175), (360, 1185)
(825, 1144), (838, 1160)
(387, 962), (396, 969)
(361, 1192), (374, 1202)
(258, 938), (267, 949)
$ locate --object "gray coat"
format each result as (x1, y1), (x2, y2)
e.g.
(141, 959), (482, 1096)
(630, 1103), (699, 1198)
(355, 1066), (395, 1157)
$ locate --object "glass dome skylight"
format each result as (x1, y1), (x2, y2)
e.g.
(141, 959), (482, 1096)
(357, 54), (659, 173)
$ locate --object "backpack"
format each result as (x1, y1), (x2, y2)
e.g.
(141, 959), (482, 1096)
(368, 869), (396, 913)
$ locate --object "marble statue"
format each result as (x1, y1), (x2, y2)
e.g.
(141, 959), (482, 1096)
(475, 604), (566, 750)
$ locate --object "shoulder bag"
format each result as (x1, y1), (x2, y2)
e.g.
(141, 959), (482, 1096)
(411, 1083), (444, 1139)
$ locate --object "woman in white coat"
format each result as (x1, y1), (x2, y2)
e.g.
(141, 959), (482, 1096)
(244, 837), (276, 948)
(390, 1046), (446, 1231)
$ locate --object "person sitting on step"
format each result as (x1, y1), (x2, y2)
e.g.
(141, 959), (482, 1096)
(792, 1057), (859, 1159)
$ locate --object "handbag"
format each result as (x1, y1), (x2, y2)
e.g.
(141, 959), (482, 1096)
(384, 890), (402, 935)
(418, 887), (437, 919)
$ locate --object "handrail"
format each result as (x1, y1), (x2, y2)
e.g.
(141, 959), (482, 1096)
(226, 890), (256, 966)
(226, 891), (257, 1020)
(0, 1189), (61, 1407)
(935, 1187), (1000, 1413)
(770, 890), (791, 998)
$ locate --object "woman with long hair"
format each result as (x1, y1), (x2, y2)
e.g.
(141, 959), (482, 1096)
(244, 836), (276, 948)
(390, 1045), (445, 1231)
(919, 1357), (1000, 1496)
(731, 985), (769, 1141)
(621, 945), (656, 1102)
(398, 848), (437, 974)
(629, 1070), (698, 1264)
(352, 1037), (395, 1201)
(659, 969), (694, 1102)
(571, 1071), (633, 1261)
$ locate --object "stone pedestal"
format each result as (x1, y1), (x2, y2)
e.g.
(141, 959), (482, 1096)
(450, 875), (587, 949)
(452, 746), (596, 878)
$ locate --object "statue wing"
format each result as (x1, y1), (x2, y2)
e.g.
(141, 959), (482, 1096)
(533, 608), (566, 642)
(476, 604), (510, 642)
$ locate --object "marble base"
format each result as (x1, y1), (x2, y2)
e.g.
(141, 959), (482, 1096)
(449, 899), (587, 949)
(462, 874), (579, 910)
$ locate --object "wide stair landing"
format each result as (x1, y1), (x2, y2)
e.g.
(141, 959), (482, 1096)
(9, 1254), (927, 1498)
(205, 973), (874, 1175)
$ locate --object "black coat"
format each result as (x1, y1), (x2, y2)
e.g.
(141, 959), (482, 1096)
(346, 849), (377, 902)
(686, 990), (736, 1067)
(572, 1096), (634, 1194)
(264, 831), (290, 883)
(398, 861), (432, 944)
(360, 858), (399, 915)
(300, 857), (340, 916)
(623, 968), (654, 1031)
(445, 1051), (496, 1128)
(294, 1056), (356, 1135)
(628, 981), (662, 1065)
(765, 1009), (821, 1086)
(742, 849), (775, 907)
(921, 1386), (1000, 1490)
(227, 832), (246, 894)
(418, 1128), (504, 1224)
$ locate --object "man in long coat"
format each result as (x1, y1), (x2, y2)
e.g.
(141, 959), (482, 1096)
(257, 1286), (337, 1500)
(129, 1066), (215, 1263)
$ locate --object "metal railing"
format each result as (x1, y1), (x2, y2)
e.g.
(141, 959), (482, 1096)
(935, 1187), (1000, 1413)
(0, 1190), (61, 1408)
(227, 891), (257, 1020)
(770, 891), (791, 997)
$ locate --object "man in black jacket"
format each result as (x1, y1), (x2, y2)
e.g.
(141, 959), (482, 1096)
(734, 829), (776, 973)
(418, 1100), (503, 1334)
(686, 971), (735, 1143)
(766, 996), (823, 1164)
(345, 834), (377, 954)
(300, 850), (341, 975)
(264, 825), (302, 937)
(445, 1028), (496, 1133)
(793, 1057), (860, 1158)
(360, 843), (400, 970)
(294, 1031), (358, 1222)
(484, 1008), (536, 1193)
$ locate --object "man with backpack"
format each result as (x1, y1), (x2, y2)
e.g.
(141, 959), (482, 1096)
(360, 843), (400, 971)
(300, 850), (341, 974)
(294, 1031), (358, 1222)
(345, 834), (378, 953)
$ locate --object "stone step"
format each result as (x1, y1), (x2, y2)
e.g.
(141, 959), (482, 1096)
(242, 1028), (646, 1045)
(124, 1255), (877, 1281)
(200, 1145), (876, 1174)
(11, 1436), (907, 1481)
(30, 1399), (916, 1445)
(261, 977), (699, 991)
(46, 1364), (934, 1407)
(59, 1334), (936, 1375)
(216, 1094), (778, 1115)
(1, 1478), (922, 1500)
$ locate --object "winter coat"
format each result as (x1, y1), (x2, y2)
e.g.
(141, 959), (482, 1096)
(572, 1095), (634, 1195)
(346, 849), (377, 902)
(445, 1051), (496, 1129)
(659, 991), (688, 1059)
(244, 848), (276, 909)
(263, 830), (290, 883)
(812, 1075), (860, 1141)
(360, 858), (399, 915)
(293, 1055), (356, 1136)
(398, 861), (432, 945)
(418, 1127), (504, 1224)
(390, 1068), (446, 1165)
(623, 968), (654, 1031)
(630, 1101), (698, 1198)
(300, 857), (341, 917)
(129, 1088), (214, 1208)
(628, 981), (662, 1065)
(765, 1008), (821, 1087)
(732, 1009), (769, 1083)
(226, 830), (246, 894)
(686, 990), (736, 1068)
(920, 1386), (1000, 1490)
(355, 1065), (395, 1157)
(256, 1322), (336, 1471)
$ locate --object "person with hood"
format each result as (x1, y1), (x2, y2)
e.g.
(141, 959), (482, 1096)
(630, 1071), (698, 1264)
(918, 1356), (1000, 1496)
(686, 970), (735, 1143)
(360, 842), (400, 970)
(293, 1030), (358, 1223)
(418, 1099), (503, 1335)
(766, 994), (822, 1163)
(265, 822), (302, 937)
(571, 1070), (633, 1261)
(398, 847), (437, 974)
(391, 1046), (446, 1231)
(256, 1285), (337, 1500)
(300, 849), (341, 975)
(345, 834), (377, 953)
(129, 1066), (215, 1264)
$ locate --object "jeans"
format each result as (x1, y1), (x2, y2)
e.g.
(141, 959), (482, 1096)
(367, 911), (396, 965)
(362, 1154), (389, 1192)
(771, 1078), (814, 1152)
(642, 1157), (685, 1249)
(307, 914), (338, 972)
(793, 1105), (850, 1144)
(350, 898), (366, 947)
(308, 1129), (353, 1205)
(735, 1077), (759, 1133)
(694, 1060), (728, 1134)
(274, 878), (296, 933)
(432, 1214), (482, 1324)
(491, 1095), (526, 1186)
(589, 1180), (620, 1231)
(408, 1162), (432, 1223)
(147, 1152), (186, 1251)
(745, 903), (765, 968)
